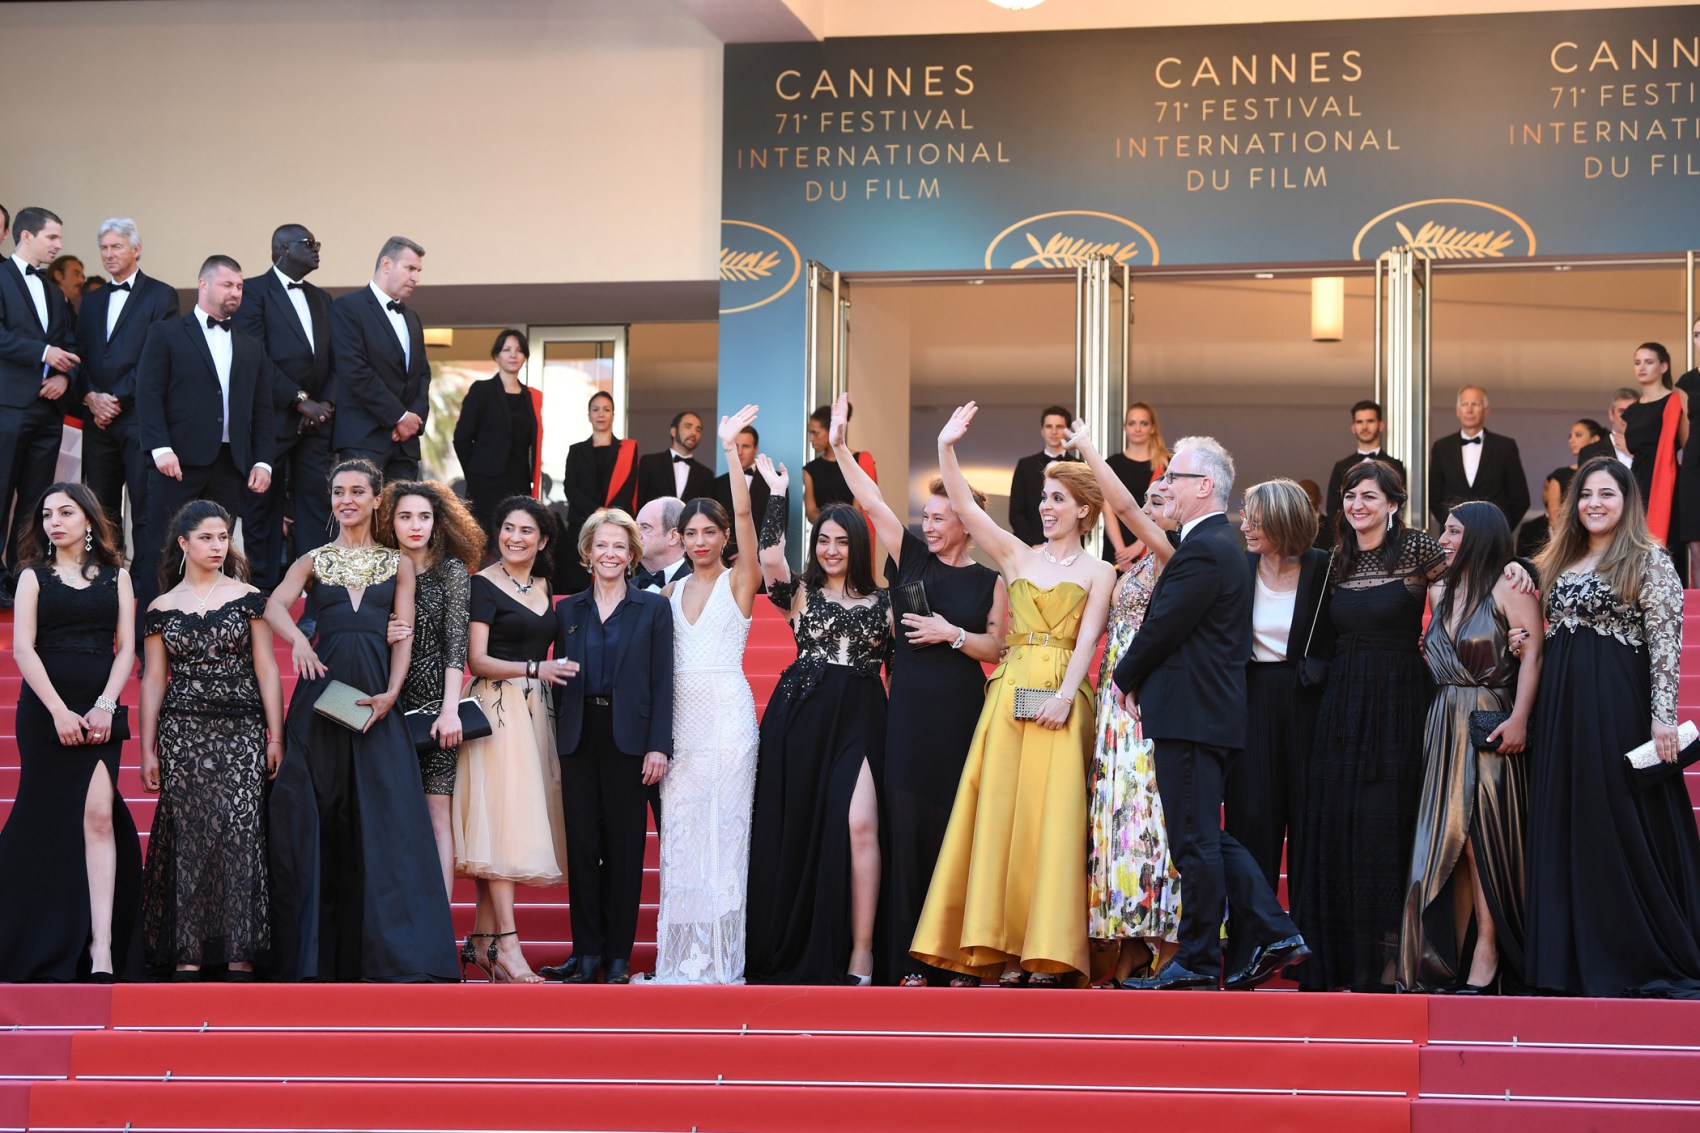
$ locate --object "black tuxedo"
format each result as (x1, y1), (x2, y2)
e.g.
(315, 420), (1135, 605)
(714, 466), (771, 564)
(1113, 513), (1297, 974)
(235, 269), (336, 587)
(0, 258), (80, 572)
(329, 287), (430, 481)
(76, 273), (180, 562)
(1428, 430), (1530, 531)
(1324, 451), (1408, 516)
(1007, 451), (1082, 547)
(637, 557), (692, 593)
(636, 450), (715, 507)
(553, 585), (674, 963)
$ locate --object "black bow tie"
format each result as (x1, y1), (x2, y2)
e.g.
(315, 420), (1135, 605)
(206, 315), (232, 331)
(671, 453), (690, 464)
(109, 282), (131, 293)
(286, 281), (304, 291)
(1461, 435), (1482, 446)
(24, 264), (46, 277)
(634, 567), (666, 589)
(385, 299), (404, 313)
(1043, 453), (1065, 464)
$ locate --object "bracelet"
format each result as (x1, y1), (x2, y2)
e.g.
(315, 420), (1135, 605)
(94, 695), (119, 714)
(527, 660), (538, 679)
(1052, 691), (1070, 702)
(950, 627), (967, 650)
(265, 740), (283, 748)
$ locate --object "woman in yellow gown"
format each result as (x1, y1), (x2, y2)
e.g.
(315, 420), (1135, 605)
(910, 403), (1118, 986)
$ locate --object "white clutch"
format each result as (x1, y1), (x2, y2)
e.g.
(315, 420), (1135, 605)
(1624, 720), (1699, 769)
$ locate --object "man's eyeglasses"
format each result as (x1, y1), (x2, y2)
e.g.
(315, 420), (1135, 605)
(1157, 471), (1207, 485)
(291, 238), (322, 251)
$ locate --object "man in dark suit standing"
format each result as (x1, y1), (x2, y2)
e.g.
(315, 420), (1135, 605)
(713, 422), (769, 565)
(1428, 385), (1530, 531)
(0, 207), (81, 586)
(636, 410), (714, 507)
(135, 255), (276, 610)
(1112, 435), (1306, 991)
(236, 224), (336, 589)
(77, 218), (179, 564)
(330, 236), (430, 483)
(1008, 405), (1081, 547)
(542, 546), (673, 985)
(1324, 400), (1408, 518)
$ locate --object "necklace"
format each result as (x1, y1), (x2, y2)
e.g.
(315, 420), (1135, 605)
(500, 563), (535, 594)
(1040, 546), (1081, 567)
(190, 578), (221, 614)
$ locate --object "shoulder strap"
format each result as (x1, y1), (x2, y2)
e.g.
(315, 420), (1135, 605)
(1299, 548), (1335, 662)
(606, 438), (638, 508)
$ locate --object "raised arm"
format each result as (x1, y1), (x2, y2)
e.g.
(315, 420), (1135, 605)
(938, 402), (1027, 574)
(753, 455), (799, 612)
(720, 405), (764, 612)
(1067, 419), (1174, 565)
(830, 393), (905, 563)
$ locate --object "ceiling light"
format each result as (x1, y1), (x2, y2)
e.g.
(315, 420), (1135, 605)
(988, 0), (1048, 9)
(1254, 272), (1275, 280)
(423, 327), (454, 348)
(1311, 277), (1345, 342)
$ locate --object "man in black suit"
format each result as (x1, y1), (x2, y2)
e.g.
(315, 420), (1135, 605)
(634, 496), (689, 592)
(542, 563), (673, 985)
(135, 255), (277, 611)
(1112, 436), (1305, 991)
(636, 410), (713, 507)
(330, 236), (430, 482)
(77, 218), (179, 564)
(0, 207), (81, 584)
(1008, 405), (1081, 547)
(713, 422), (769, 565)
(236, 224), (337, 589)
(1324, 400), (1408, 518)
(1427, 385), (1530, 532)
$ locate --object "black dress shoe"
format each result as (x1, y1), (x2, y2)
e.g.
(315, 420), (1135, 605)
(1225, 933), (1310, 992)
(604, 959), (631, 985)
(565, 954), (602, 984)
(1122, 961), (1220, 991)
(537, 955), (580, 982)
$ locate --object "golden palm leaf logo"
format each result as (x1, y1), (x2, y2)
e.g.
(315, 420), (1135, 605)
(719, 220), (802, 315)
(719, 248), (783, 281)
(1393, 220), (1516, 259)
(985, 211), (1162, 270)
(1010, 232), (1140, 269)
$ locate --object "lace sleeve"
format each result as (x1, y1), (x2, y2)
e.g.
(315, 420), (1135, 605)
(1406, 530), (1448, 590)
(1638, 551), (1684, 725)
(142, 606), (172, 638)
(440, 558), (471, 671)
(767, 574), (801, 613)
(760, 492), (789, 551)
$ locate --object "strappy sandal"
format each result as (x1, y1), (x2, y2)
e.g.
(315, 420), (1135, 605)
(898, 973), (929, 987)
(1027, 972), (1061, 988)
(997, 968), (1028, 988)
(948, 975), (983, 988)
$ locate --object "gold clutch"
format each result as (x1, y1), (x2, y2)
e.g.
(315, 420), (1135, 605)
(1012, 686), (1056, 721)
(313, 679), (374, 732)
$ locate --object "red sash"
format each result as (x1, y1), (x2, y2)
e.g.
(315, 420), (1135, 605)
(1647, 392), (1683, 545)
(606, 438), (639, 511)
(528, 386), (545, 498)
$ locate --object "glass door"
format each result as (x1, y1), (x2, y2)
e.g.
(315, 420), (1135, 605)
(524, 326), (628, 504)
(1076, 256), (1130, 551)
(1374, 247), (1432, 526)
(803, 262), (849, 546)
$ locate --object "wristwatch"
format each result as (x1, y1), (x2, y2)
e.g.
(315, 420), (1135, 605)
(950, 626), (967, 650)
(294, 390), (310, 404)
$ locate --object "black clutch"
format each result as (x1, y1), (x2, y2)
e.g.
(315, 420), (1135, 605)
(890, 580), (935, 645)
(83, 703), (130, 743)
(1467, 709), (1524, 753)
(405, 698), (493, 752)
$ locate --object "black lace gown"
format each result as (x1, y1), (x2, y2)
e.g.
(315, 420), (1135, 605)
(0, 565), (143, 981)
(141, 593), (271, 972)
(1298, 531), (1446, 992)
(399, 558), (471, 796)
(1527, 559), (1700, 998)
(745, 579), (892, 985)
(266, 547), (458, 981)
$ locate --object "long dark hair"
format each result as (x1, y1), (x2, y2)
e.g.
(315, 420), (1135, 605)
(376, 480), (486, 571)
(17, 482), (122, 581)
(678, 497), (729, 534)
(1638, 341), (1673, 390)
(1534, 455), (1659, 607)
(330, 456), (383, 496)
(802, 503), (877, 598)
(1434, 501), (1511, 634)
(1333, 459), (1410, 578)
(494, 495), (558, 581)
(157, 500), (252, 591)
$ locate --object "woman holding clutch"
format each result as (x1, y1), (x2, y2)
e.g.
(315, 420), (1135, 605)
(379, 481), (485, 899)
(265, 459), (458, 982)
(1525, 456), (1700, 997)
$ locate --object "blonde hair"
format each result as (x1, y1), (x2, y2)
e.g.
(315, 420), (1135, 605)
(577, 507), (643, 574)
(928, 475), (987, 511)
(1042, 460), (1104, 543)
(1242, 479), (1318, 558)
(1126, 402), (1171, 472)
(1534, 456), (1660, 607)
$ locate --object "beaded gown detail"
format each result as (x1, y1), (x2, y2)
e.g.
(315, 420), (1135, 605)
(400, 558), (470, 796)
(653, 570), (758, 984)
(141, 593), (272, 971)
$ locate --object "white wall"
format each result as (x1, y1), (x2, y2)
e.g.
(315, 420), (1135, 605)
(0, 0), (723, 289)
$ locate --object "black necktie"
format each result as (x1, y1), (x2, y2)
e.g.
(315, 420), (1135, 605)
(1461, 435), (1482, 446)
(287, 281), (304, 291)
(672, 453), (690, 464)
(109, 282), (131, 293)
(24, 264), (46, 277)
(206, 315), (232, 331)
(386, 300), (404, 313)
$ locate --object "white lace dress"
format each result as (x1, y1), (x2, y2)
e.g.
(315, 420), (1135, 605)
(652, 569), (760, 984)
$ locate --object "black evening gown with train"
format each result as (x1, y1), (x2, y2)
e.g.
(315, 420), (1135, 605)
(1526, 558), (1700, 998)
(0, 565), (143, 981)
(879, 529), (998, 984)
(266, 547), (459, 981)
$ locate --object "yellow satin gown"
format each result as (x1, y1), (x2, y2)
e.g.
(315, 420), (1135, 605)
(910, 579), (1094, 980)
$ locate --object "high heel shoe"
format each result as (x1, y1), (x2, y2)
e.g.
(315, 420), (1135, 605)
(487, 932), (544, 984)
(460, 933), (496, 981)
(1454, 962), (1501, 996)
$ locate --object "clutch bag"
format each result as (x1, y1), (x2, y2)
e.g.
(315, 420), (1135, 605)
(1624, 720), (1700, 789)
(81, 703), (130, 743)
(1468, 710), (1516, 752)
(405, 698), (494, 752)
(891, 580), (933, 628)
(313, 680), (374, 732)
(1012, 686), (1056, 721)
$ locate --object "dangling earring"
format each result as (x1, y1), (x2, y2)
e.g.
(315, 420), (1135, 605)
(1386, 512), (1395, 532)
(84, 530), (93, 554)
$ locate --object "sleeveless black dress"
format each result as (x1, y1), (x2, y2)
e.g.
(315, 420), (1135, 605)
(0, 565), (143, 981)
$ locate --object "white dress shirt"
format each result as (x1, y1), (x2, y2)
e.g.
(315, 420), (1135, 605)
(11, 255), (51, 358)
(152, 307), (270, 474)
(642, 555), (686, 593)
(370, 281), (409, 366)
(1180, 510), (1226, 541)
(1460, 429), (1485, 486)
(105, 269), (139, 340)
(669, 447), (692, 496)
(276, 266), (314, 351)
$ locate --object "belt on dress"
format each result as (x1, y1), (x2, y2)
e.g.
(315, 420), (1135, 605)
(585, 695), (612, 707)
(1006, 631), (1076, 649)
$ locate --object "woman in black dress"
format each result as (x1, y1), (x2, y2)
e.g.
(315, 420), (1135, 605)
(0, 483), (139, 982)
(453, 329), (539, 545)
(1298, 460), (1447, 992)
(139, 500), (285, 981)
(803, 403), (876, 523)
(828, 393), (1006, 985)
(264, 459), (458, 982)
(1102, 401), (1170, 567)
(1525, 457), (1700, 998)
(379, 480), (484, 899)
(748, 458), (893, 985)
(561, 391), (639, 592)
(1621, 341), (1688, 549)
